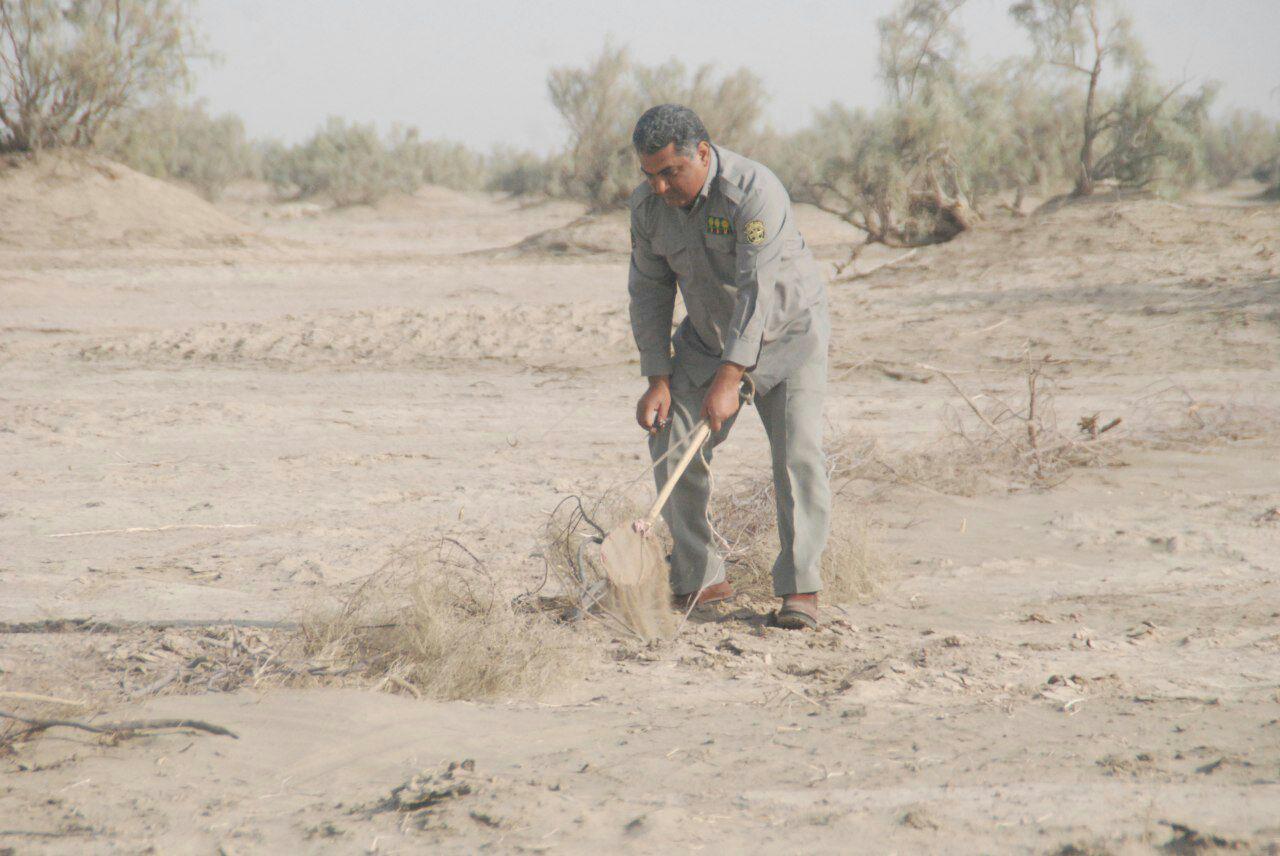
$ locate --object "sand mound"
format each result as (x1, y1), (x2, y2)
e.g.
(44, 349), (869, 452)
(500, 210), (631, 257)
(78, 304), (635, 368)
(0, 151), (256, 249)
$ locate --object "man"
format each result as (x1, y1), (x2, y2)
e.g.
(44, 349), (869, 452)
(627, 104), (830, 630)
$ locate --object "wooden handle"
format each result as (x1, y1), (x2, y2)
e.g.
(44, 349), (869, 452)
(644, 421), (712, 524)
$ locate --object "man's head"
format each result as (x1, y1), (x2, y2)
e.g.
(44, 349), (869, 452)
(632, 104), (712, 208)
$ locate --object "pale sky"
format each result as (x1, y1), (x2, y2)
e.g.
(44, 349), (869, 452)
(193, 0), (1280, 153)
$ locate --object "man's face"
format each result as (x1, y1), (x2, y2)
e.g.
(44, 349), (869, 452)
(639, 141), (711, 208)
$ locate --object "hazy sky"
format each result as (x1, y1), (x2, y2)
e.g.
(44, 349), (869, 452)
(193, 0), (1280, 152)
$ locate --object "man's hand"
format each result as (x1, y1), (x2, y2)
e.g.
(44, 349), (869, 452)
(701, 363), (746, 432)
(636, 376), (672, 434)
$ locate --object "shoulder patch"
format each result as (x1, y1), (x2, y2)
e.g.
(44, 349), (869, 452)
(745, 219), (766, 245)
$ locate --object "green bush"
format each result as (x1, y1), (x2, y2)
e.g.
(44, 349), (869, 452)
(1201, 110), (1280, 188)
(486, 146), (559, 196)
(264, 120), (492, 205)
(97, 101), (254, 199)
(390, 129), (488, 191)
(270, 117), (418, 206)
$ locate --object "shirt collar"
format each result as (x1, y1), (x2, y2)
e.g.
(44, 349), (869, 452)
(695, 145), (719, 205)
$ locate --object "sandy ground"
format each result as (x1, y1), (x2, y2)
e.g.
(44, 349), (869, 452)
(2, 165), (1279, 854)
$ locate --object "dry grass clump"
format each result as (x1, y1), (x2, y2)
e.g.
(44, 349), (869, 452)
(298, 539), (590, 701)
(541, 494), (675, 641)
(709, 473), (892, 603)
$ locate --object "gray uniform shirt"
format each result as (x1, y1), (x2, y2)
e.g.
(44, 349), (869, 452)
(628, 145), (828, 394)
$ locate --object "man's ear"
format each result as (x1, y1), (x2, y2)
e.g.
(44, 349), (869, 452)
(697, 140), (711, 165)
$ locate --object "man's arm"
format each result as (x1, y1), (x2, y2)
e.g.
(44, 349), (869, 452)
(628, 214), (677, 380)
(720, 175), (787, 371)
(628, 208), (677, 432)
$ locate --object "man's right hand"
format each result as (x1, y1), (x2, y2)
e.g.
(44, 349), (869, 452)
(636, 376), (672, 434)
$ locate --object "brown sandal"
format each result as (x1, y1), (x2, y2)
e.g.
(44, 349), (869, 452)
(775, 593), (818, 630)
(672, 580), (735, 611)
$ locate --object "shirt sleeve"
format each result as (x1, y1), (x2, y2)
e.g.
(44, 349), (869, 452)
(627, 207), (677, 378)
(721, 177), (787, 369)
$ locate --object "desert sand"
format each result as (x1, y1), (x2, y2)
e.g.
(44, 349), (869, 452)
(1, 155), (1278, 854)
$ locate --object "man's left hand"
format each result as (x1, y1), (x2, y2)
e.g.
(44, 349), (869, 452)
(701, 363), (747, 432)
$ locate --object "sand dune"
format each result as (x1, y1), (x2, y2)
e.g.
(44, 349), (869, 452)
(0, 153), (256, 249)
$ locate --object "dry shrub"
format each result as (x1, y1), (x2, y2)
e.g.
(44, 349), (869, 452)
(541, 494), (674, 641)
(840, 355), (1122, 495)
(299, 539), (589, 701)
(827, 369), (1272, 501)
(1128, 384), (1277, 451)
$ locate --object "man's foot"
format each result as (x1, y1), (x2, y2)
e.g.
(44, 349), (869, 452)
(672, 580), (735, 610)
(775, 593), (819, 630)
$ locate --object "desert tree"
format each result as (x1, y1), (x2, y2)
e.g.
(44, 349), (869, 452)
(987, 60), (1079, 211)
(791, 0), (1004, 261)
(546, 42), (636, 209)
(546, 42), (767, 209)
(633, 59), (766, 154)
(0, 0), (197, 152)
(1098, 72), (1215, 191)
(1009, 0), (1145, 195)
(878, 0), (967, 104)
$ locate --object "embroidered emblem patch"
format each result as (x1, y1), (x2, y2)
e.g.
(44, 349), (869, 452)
(706, 215), (732, 236)
(745, 219), (766, 245)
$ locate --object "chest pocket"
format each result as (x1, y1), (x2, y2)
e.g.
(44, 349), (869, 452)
(702, 233), (735, 256)
(651, 230), (690, 279)
(702, 232), (737, 282)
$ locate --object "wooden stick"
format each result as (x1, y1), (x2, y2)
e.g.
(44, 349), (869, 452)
(834, 248), (918, 282)
(0, 711), (238, 740)
(644, 421), (712, 525)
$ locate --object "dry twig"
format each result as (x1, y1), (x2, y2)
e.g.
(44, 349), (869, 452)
(1, 710), (238, 743)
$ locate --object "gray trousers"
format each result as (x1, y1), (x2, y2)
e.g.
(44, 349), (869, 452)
(648, 351), (830, 597)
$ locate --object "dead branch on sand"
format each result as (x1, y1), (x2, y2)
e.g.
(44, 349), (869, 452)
(0, 618), (297, 634)
(915, 352), (1124, 489)
(0, 711), (238, 745)
(833, 248), (919, 283)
